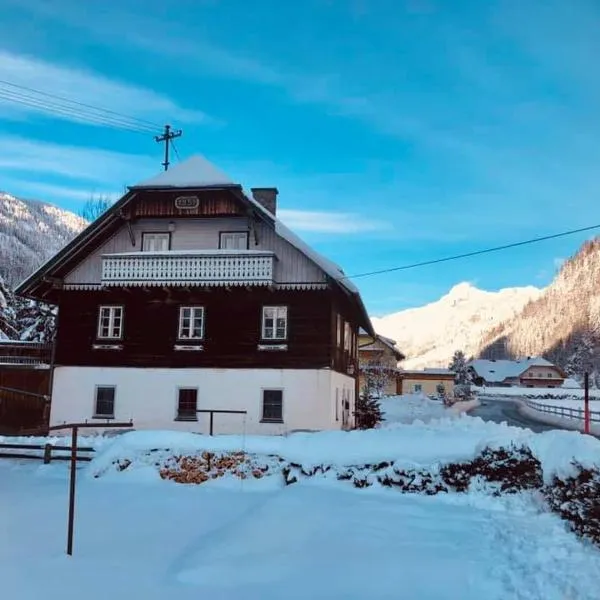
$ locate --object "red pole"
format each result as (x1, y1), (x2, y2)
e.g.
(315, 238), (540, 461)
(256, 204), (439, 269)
(584, 372), (590, 435)
(67, 426), (78, 555)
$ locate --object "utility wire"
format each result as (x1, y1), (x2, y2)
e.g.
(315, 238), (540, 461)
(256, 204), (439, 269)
(0, 88), (156, 135)
(0, 79), (162, 131)
(344, 223), (600, 280)
(171, 139), (182, 162)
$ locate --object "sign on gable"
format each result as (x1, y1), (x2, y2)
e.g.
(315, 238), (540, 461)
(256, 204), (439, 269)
(174, 195), (200, 210)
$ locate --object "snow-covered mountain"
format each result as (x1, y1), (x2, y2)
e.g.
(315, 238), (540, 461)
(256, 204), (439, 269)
(372, 282), (542, 369)
(0, 191), (87, 287)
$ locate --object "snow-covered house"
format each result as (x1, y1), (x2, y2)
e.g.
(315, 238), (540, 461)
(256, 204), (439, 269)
(398, 368), (456, 397)
(15, 156), (373, 434)
(358, 330), (404, 396)
(468, 358), (566, 388)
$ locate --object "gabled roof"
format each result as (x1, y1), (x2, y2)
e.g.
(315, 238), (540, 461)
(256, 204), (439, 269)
(15, 155), (374, 334)
(131, 156), (236, 189)
(468, 358), (564, 383)
(359, 333), (404, 360)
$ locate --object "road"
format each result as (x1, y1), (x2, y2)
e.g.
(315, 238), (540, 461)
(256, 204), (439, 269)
(470, 397), (559, 433)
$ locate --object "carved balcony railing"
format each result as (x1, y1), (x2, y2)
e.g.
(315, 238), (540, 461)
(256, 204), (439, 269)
(101, 250), (275, 286)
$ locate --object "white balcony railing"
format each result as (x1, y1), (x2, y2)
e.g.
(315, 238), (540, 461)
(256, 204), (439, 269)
(101, 250), (275, 286)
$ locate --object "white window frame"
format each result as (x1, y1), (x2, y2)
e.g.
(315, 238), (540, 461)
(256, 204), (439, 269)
(97, 306), (124, 339)
(178, 306), (205, 340)
(141, 232), (170, 252)
(261, 306), (288, 340)
(219, 231), (249, 250)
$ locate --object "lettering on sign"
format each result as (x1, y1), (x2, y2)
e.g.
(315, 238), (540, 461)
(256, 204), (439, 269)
(174, 195), (200, 210)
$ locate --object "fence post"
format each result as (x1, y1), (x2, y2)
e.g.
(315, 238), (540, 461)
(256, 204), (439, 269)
(584, 372), (590, 435)
(66, 426), (78, 556)
(43, 443), (52, 464)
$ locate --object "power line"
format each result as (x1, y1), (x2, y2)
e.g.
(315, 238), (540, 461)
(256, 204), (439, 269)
(0, 79), (161, 132)
(0, 88), (157, 135)
(344, 223), (600, 280)
(171, 138), (182, 162)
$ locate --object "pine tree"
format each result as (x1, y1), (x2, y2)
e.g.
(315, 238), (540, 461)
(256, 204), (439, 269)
(354, 394), (383, 429)
(448, 350), (471, 384)
(0, 275), (18, 340)
(16, 299), (56, 342)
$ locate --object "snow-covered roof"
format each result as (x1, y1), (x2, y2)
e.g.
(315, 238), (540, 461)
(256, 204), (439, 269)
(468, 358), (559, 383)
(131, 156), (236, 189)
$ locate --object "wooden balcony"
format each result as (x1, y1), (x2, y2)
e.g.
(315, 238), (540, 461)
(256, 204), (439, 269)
(0, 341), (52, 368)
(101, 250), (276, 286)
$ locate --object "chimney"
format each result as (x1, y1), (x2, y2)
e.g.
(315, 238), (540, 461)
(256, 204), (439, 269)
(251, 187), (278, 215)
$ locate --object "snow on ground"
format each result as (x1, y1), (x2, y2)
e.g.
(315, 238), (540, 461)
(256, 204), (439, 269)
(2, 396), (600, 599)
(2, 459), (600, 600)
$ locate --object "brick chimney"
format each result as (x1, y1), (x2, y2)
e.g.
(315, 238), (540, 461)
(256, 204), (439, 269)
(251, 187), (278, 215)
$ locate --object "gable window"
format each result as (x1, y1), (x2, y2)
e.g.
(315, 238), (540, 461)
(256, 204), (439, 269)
(178, 307), (204, 340)
(142, 232), (170, 252)
(219, 231), (249, 250)
(94, 386), (115, 418)
(261, 389), (283, 423)
(97, 306), (124, 339)
(262, 306), (287, 340)
(176, 388), (198, 421)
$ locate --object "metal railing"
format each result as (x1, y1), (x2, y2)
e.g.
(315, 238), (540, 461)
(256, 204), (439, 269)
(523, 399), (600, 424)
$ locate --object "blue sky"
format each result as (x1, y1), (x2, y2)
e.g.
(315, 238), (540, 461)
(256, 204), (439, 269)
(1, 0), (599, 315)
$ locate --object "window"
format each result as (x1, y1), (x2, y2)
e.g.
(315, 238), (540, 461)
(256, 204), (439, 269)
(547, 373), (553, 378)
(336, 314), (343, 347)
(94, 386), (115, 418)
(176, 388), (198, 421)
(335, 388), (339, 421)
(413, 383), (422, 393)
(261, 306), (287, 340)
(178, 307), (204, 340)
(344, 322), (352, 352)
(219, 231), (249, 250)
(97, 306), (124, 339)
(142, 232), (170, 252)
(262, 389), (283, 422)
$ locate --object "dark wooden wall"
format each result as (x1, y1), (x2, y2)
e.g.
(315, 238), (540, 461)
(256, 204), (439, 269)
(55, 288), (347, 369)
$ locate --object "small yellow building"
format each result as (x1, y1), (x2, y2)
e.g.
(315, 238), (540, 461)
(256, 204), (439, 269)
(358, 331), (404, 397)
(398, 369), (456, 397)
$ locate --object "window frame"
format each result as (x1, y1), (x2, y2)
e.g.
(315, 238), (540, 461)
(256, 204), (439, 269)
(175, 387), (198, 421)
(261, 388), (284, 423)
(93, 385), (116, 419)
(413, 383), (423, 393)
(177, 306), (205, 341)
(97, 305), (124, 340)
(141, 231), (171, 252)
(219, 230), (250, 250)
(261, 305), (288, 341)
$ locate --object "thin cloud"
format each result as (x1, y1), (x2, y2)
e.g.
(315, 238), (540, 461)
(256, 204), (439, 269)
(0, 135), (157, 184)
(0, 49), (210, 128)
(277, 209), (389, 234)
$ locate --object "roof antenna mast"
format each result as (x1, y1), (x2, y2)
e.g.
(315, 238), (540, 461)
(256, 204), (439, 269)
(154, 124), (183, 171)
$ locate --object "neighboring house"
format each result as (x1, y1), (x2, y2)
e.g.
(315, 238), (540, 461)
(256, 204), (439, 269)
(468, 358), (566, 388)
(15, 156), (373, 435)
(358, 330), (405, 396)
(398, 369), (455, 397)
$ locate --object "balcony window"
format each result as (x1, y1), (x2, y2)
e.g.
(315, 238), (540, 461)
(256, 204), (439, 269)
(142, 232), (170, 252)
(219, 231), (249, 250)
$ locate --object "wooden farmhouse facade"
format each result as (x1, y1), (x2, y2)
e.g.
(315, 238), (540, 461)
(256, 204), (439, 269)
(16, 156), (372, 435)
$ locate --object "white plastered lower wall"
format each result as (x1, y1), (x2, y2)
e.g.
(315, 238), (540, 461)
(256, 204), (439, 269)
(51, 367), (356, 435)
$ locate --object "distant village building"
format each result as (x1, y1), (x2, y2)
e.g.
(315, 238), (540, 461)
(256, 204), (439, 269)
(468, 358), (566, 388)
(358, 330), (404, 396)
(15, 156), (373, 435)
(398, 368), (456, 397)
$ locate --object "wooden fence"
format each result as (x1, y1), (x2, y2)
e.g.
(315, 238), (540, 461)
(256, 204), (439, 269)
(0, 441), (95, 463)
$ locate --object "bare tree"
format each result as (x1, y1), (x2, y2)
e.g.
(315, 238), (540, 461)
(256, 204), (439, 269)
(80, 194), (112, 222)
